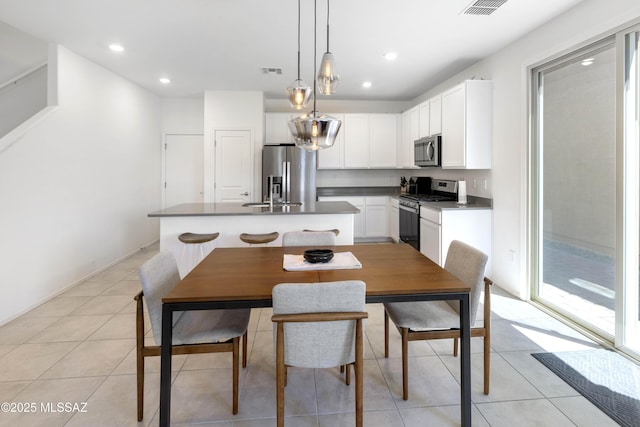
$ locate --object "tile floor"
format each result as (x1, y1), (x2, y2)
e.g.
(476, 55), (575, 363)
(0, 244), (623, 426)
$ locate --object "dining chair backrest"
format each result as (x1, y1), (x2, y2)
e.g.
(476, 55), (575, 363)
(443, 240), (488, 323)
(272, 280), (365, 368)
(138, 251), (183, 345)
(281, 231), (336, 247)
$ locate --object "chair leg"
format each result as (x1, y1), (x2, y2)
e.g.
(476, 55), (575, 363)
(384, 309), (389, 358)
(484, 332), (490, 394)
(242, 330), (248, 368)
(232, 337), (239, 414)
(135, 296), (145, 422)
(453, 337), (459, 357)
(401, 328), (409, 401)
(355, 319), (364, 427)
(345, 363), (351, 385)
(276, 322), (285, 427)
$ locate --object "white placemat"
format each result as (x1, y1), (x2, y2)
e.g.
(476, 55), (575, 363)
(283, 251), (363, 271)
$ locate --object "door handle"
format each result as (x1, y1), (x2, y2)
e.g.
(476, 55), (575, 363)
(240, 192), (249, 196)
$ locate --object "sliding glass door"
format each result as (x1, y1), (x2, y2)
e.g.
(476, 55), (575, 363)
(532, 24), (640, 356)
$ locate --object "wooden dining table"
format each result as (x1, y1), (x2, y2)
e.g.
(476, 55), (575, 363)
(159, 243), (472, 427)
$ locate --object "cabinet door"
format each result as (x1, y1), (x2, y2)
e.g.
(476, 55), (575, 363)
(317, 114), (345, 169)
(441, 84), (466, 168)
(364, 196), (388, 237)
(399, 107), (418, 168)
(420, 218), (442, 265)
(265, 113), (293, 145)
(389, 198), (399, 242)
(343, 115), (370, 168)
(418, 101), (430, 138)
(370, 114), (398, 168)
(429, 95), (442, 135)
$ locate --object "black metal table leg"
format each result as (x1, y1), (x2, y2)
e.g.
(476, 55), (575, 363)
(159, 303), (174, 427)
(460, 293), (471, 427)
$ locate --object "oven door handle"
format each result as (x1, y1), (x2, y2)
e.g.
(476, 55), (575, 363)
(399, 204), (419, 214)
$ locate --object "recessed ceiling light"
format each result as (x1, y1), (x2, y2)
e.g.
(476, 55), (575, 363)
(109, 44), (124, 52)
(159, 77), (171, 84)
(362, 81), (372, 88)
(581, 58), (595, 66)
(383, 52), (397, 61)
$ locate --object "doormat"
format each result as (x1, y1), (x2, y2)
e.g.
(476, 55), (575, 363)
(532, 349), (640, 427)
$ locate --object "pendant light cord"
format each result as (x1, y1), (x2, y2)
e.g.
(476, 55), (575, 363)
(296, 0), (301, 79)
(326, 0), (330, 52)
(313, 0), (317, 114)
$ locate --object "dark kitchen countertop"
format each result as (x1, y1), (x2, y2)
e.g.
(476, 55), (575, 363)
(317, 186), (401, 197)
(148, 201), (360, 217)
(419, 195), (493, 210)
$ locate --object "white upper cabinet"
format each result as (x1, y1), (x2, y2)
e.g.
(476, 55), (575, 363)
(399, 107), (419, 168)
(343, 114), (370, 168)
(265, 113), (293, 145)
(418, 101), (430, 138)
(429, 95), (442, 135)
(369, 114), (398, 168)
(317, 114), (345, 169)
(441, 80), (492, 169)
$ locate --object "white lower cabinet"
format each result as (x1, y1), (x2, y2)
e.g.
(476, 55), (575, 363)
(420, 206), (492, 276)
(318, 196), (389, 239)
(389, 197), (399, 242)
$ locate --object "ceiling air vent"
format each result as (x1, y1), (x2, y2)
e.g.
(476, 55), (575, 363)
(261, 67), (282, 75)
(462, 0), (508, 16)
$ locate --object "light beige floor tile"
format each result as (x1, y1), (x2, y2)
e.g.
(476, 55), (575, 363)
(488, 318), (547, 352)
(60, 280), (114, 297)
(247, 331), (275, 366)
(316, 360), (395, 414)
(64, 373), (161, 427)
(28, 315), (112, 343)
(500, 350), (579, 398)
(0, 316), (58, 344)
(233, 416), (315, 427)
(255, 308), (274, 332)
(440, 352), (544, 402)
(378, 355), (462, 408)
(0, 344), (17, 358)
(235, 364), (278, 420)
(101, 278), (142, 296)
(0, 342), (79, 381)
(319, 409), (402, 427)
(476, 399), (576, 427)
(71, 295), (132, 315)
(365, 324), (435, 360)
(399, 405), (489, 427)
(87, 313), (136, 340)
(0, 380), (31, 402)
(111, 346), (188, 375)
(550, 396), (620, 427)
(170, 368), (251, 424)
(24, 297), (92, 318)
(41, 339), (134, 379)
(507, 315), (599, 352)
(4, 376), (105, 427)
(118, 299), (137, 314)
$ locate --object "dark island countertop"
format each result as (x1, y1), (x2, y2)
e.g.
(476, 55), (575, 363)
(148, 201), (360, 217)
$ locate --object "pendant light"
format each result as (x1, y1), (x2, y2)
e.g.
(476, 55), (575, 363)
(286, 0), (312, 109)
(288, 0), (341, 150)
(317, 0), (339, 95)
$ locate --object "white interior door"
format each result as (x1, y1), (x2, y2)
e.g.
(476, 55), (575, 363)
(214, 129), (253, 202)
(164, 134), (204, 207)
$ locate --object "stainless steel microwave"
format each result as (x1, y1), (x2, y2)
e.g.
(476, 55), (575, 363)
(414, 135), (441, 167)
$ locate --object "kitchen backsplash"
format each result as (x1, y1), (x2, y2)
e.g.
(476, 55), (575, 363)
(316, 169), (493, 198)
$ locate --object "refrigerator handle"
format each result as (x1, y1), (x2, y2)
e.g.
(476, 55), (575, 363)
(284, 161), (291, 203)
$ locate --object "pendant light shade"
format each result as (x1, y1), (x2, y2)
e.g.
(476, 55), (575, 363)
(288, 0), (341, 151)
(317, 0), (339, 95)
(287, 0), (312, 109)
(288, 111), (341, 150)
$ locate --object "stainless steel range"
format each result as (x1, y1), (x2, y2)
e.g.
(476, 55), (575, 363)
(399, 178), (458, 251)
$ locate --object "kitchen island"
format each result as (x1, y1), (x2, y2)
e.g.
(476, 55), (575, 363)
(148, 201), (359, 276)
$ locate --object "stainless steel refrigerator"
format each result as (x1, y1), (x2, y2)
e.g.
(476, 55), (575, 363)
(262, 144), (316, 204)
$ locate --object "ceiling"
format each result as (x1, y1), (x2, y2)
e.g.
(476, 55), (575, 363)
(0, 0), (585, 101)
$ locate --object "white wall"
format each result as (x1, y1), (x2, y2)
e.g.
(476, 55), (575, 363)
(406, 0), (640, 298)
(161, 97), (204, 134)
(0, 45), (161, 324)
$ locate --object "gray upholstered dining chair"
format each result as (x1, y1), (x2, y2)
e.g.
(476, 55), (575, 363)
(383, 240), (492, 399)
(272, 280), (368, 427)
(281, 230), (336, 246)
(135, 251), (250, 421)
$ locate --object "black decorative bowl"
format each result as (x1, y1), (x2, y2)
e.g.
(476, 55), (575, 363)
(303, 249), (334, 263)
